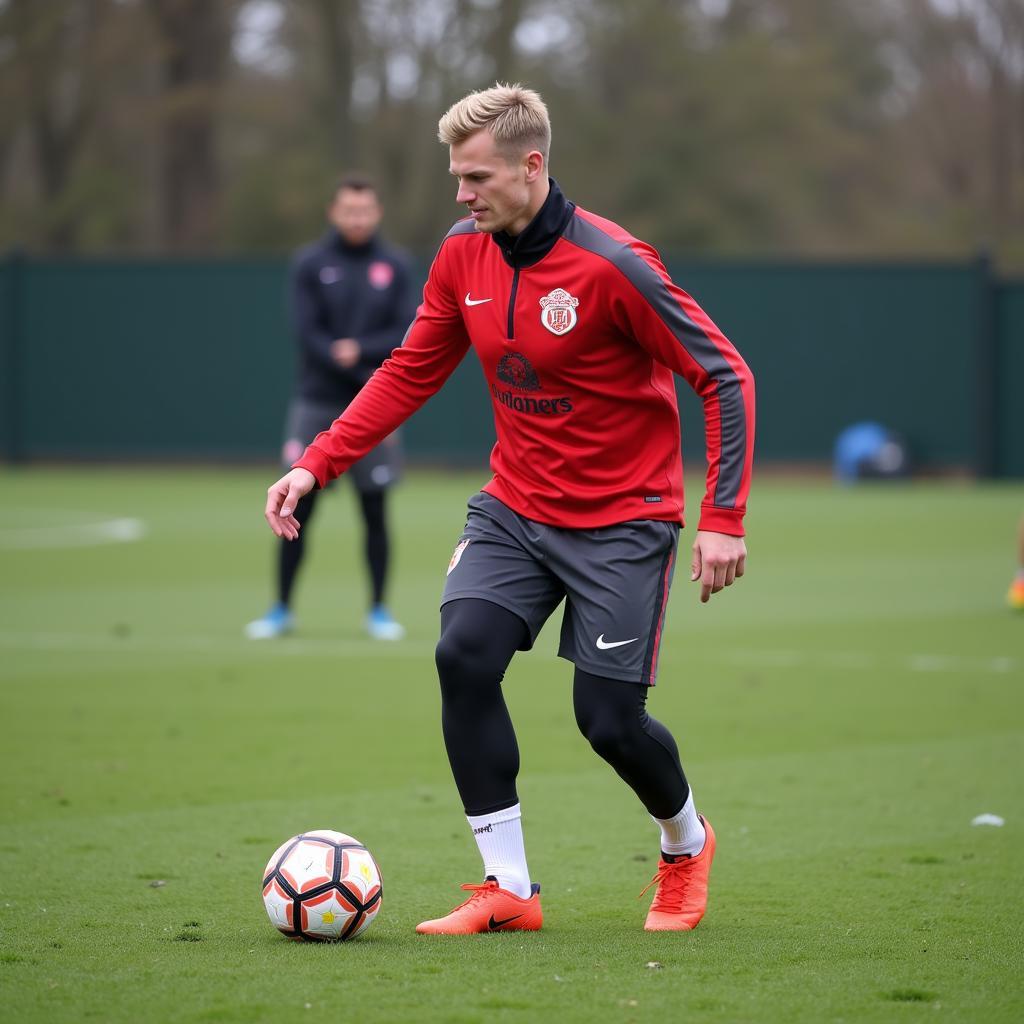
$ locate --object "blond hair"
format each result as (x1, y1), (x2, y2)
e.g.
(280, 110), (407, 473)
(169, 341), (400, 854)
(438, 83), (551, 166)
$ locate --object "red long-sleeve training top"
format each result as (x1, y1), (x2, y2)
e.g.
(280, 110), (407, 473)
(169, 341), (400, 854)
(295, 181), (755, 534)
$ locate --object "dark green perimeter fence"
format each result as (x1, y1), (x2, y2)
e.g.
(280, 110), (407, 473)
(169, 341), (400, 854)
(1, 253), (1021, 476)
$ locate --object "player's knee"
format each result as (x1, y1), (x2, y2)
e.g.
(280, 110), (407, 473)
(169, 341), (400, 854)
(434, 629), (503, 688)
(577, 710), (641, 765)
(434, 632), (466, 682)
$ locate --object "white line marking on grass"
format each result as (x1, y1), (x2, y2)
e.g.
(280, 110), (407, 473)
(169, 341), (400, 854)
(1, 631), (1017, 677)
(0, 631), (434, 659)
(0, 518), (146, 549)
(724, 649), (1018, 676)
(906, 653), (1021, 675)
(971, 813), (1005, 827)
(908, 654), (953, 672)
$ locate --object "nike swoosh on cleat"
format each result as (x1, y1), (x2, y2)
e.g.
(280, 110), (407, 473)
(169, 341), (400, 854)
(488, 913), (524, 929)
(464, 293), (492, 306)
(596, 634), (640, 650)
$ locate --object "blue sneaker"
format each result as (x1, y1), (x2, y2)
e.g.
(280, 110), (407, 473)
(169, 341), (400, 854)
(366, 605), (404, 641)
(245, 603), (294, 639)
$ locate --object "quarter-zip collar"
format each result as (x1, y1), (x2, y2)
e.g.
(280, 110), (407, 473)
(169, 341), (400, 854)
(492, 178), (575, 269)
(328, 230), (379, 257)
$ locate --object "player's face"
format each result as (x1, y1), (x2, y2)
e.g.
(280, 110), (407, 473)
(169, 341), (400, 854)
(449, 131), (539, 236)
(328, 188), (382, 246)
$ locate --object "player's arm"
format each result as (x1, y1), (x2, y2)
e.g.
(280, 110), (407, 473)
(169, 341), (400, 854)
(289, 252), (342, 372)
(609, 243), (755, 601)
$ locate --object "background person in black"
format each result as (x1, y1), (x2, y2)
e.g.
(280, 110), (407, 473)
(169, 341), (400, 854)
(246, 175), (415, 641)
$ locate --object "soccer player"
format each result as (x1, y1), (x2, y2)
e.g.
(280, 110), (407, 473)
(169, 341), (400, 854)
(264, 85), (755, 933)
(247, 175), (415, 642)
(1009, 516), (1024, 610)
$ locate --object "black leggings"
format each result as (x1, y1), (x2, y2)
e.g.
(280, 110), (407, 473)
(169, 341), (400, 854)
(277, 488), (389, 608)
(435, 598), (690, 819)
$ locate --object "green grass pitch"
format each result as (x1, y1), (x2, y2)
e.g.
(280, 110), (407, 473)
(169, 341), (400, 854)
(1, 467), (1022, 1023)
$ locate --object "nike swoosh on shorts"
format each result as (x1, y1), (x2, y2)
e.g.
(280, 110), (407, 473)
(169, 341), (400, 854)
(596, 634), (640, 650)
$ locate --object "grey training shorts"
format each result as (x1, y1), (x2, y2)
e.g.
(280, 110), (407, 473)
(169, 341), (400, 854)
(283, 397), (401, 493)
(441, 492), (679, 685)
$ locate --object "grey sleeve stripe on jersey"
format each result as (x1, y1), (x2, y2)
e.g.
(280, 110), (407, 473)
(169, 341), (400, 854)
(562, 214), (748, 509)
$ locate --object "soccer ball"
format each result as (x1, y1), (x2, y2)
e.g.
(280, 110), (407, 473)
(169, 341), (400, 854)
(261, 830), (383, 941)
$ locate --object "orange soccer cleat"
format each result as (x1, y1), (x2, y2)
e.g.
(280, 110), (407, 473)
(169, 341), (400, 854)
(415, 877), (543, 935)
(641, 817), (716, 931)
(1008, 578), (1024, 611)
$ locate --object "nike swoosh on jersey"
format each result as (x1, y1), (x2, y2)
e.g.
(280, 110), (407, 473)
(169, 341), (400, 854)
(596, 634), (640, 650)
(464, 293), (492, 306)
(488, 913), (524, 929)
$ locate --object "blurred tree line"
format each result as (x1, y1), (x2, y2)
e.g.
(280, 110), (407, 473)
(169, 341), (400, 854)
(1, 0), (1022, 267)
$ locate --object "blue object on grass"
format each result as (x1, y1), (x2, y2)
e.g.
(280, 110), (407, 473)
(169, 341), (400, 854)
(834, 422), (910, 482)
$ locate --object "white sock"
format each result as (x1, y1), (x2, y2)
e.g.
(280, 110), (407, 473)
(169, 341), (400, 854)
(466, 803), (532, 898)
(653, 791), (706, 858)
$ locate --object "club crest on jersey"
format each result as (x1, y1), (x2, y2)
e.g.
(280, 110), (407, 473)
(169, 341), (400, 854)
(367, 261), (394, 289)
(539, 288), (579, 336)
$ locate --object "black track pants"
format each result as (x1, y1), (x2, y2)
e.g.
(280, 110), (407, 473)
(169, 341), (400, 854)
(357, 490), (388, 607)
(277, 488), (390, 609)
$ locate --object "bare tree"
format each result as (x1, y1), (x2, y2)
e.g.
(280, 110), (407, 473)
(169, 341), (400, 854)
(146, 0), (234, 252)
(5, 0), (107, 250)
(485, 0), (525, 82)
(2, 0), (1023, 265)
(890, 0), (1024, 253)
(313, 0), (359, 166)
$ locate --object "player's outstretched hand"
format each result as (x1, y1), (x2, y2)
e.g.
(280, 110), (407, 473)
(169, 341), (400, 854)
(265, 468), (316, 540)
(691, 530), (746, 603)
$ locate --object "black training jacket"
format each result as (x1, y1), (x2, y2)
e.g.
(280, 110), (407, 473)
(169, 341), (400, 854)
(289, 230), (416, 406)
